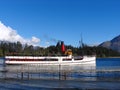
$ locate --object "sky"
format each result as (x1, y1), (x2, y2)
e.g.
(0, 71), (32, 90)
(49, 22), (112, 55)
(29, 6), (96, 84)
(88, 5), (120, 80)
(0, 0), (120, 47)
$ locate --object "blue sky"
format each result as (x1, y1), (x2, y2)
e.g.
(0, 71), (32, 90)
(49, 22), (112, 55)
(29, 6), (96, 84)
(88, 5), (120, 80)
(0, 0), (120, 47)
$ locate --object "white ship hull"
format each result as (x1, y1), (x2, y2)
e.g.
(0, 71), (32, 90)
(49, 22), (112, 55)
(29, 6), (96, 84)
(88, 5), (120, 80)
(5, 55), (96, 66)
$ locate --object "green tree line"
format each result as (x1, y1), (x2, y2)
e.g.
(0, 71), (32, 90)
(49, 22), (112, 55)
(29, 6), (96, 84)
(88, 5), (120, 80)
(0, 41), (120, 57)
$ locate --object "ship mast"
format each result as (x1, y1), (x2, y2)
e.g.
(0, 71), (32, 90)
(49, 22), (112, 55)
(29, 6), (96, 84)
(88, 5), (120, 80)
(79, 34), (84, 56)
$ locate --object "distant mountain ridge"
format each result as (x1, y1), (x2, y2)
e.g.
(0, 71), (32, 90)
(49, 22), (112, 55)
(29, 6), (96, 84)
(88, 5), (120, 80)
(99, 35), (120, 52)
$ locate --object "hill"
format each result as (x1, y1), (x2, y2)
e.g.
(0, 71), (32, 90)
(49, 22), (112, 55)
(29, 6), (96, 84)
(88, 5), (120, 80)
(99, 35), (120, 52)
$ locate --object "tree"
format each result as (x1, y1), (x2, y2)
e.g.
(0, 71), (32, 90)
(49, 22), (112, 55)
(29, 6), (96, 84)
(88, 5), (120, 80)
(16, 41), (22, 54)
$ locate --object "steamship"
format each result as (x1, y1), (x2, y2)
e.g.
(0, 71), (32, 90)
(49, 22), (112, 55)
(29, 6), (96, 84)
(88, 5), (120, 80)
(5, 42), (96, 65)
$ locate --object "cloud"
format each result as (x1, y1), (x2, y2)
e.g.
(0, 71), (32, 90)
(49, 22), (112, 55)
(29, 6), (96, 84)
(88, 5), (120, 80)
(31, 36), (40, 43)
(0, 21), (40, 46)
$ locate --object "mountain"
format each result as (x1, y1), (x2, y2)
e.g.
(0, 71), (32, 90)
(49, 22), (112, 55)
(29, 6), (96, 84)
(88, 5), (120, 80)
(99, 35), (120, 52)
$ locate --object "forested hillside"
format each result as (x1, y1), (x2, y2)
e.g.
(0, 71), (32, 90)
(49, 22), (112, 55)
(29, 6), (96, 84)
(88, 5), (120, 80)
(0, 41), (120, 57)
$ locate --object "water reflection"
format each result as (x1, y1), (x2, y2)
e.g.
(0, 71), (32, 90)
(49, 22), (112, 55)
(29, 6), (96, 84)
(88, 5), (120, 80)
(0, 63), (118, 81)
(5, 64), (96, 72)
(2, 64), (97, 80)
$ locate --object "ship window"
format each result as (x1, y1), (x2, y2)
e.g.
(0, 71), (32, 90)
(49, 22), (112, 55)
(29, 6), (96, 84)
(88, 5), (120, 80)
(39, 59), (58, 61)
(62, 58), (72, 61)
(74, 56), (83, 60)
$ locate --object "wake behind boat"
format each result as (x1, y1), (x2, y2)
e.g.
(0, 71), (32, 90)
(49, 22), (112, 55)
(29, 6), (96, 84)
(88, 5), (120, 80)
(5, 41), (96, 65)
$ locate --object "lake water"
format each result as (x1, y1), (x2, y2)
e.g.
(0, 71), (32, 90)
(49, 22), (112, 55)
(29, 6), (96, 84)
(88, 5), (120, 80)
(0, 58), (120, 90)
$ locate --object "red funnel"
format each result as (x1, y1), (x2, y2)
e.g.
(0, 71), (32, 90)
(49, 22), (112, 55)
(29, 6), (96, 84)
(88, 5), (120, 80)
(61, 41), (65, 54)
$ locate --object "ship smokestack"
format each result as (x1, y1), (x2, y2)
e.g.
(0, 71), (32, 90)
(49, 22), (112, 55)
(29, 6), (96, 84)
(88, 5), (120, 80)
(61, 41), (65, 54)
